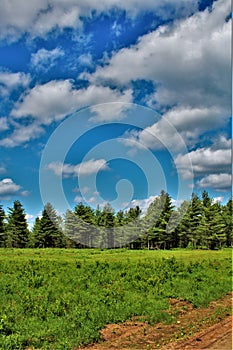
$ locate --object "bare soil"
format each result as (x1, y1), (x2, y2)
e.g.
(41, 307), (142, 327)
(79, 292), (232, 350)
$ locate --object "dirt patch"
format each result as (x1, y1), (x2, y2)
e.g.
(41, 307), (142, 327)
(79, 292), (232, 350)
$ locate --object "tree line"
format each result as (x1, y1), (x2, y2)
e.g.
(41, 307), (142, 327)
(0, 190), (232, 250)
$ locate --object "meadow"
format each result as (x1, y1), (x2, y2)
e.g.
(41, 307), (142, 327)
(0, 248), (232, 349)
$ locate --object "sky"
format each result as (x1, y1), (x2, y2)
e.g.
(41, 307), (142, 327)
(0, 0), (231, 226)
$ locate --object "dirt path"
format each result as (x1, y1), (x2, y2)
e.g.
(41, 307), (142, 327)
(162, 315), (232, 349)
(79, 292), (232, 350)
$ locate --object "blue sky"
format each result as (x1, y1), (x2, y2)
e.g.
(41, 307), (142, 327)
(0, 0), (231, 225)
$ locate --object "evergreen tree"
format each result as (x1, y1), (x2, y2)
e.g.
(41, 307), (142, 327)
(188, 193), (202, 248)
(0, 204), (6, 247)
(197, 192), (226, 249)
(98, 203), (115, 248)
(222, 199), (233, 247)
(36, 203), (65, 248)
(208, 202), (226, 249)
(143, 195), (165, 249)
(115, 210), (126, 248)
(6, 200), (29, 248)
(174, 200), (191, 248)
(144, 191), (174, 249)
(64, 210), (79, 247)
(124, 206), (142, 249)
(74, 203), (96, 247)
(30, 217), (41, 248)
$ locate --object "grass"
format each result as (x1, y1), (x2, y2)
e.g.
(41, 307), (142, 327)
(0, 248), (232, 349)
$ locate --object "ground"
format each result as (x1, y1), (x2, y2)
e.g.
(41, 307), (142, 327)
(79, 292), (232, 350)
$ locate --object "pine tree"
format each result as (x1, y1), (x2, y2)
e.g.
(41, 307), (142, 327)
(123, 206), (142, 249)
(37, 203), (65, 248)
(64, 210), (79, 247)
(31, 217), (41, 248)
(174, 200), (191, 248)
(222, 199), (233, 247)
(189, 194), (202, 248)
(208, 202), (226, 249)
(74, 203), (97, 247)
(143, 195), (165, 249)
(143, 191), (174, 249)
(98, 203), (115, 248)
(0, 204), (6, 247)
(6, 200), (29, 248)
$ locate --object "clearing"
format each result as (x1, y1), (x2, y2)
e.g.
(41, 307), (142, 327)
(80, 292), (232, 350)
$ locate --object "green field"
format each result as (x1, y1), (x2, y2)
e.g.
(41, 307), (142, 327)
(0, 248), (232, 349)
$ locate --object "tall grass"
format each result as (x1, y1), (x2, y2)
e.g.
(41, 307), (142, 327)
(0, 249), (231, 349)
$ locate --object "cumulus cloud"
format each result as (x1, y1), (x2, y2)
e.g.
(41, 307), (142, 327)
(124, 195), (158, 214)
(0, 71), (30, 96)
(0, 178), (21, 198)
(174, 142), (232, 180)
(120, 105), (230, 153)
(212, 196), (224, 204)
(74, 194), (97, 204)
(0, 123), (44, 148)
(197, 174), (232, 192)
(0, 117), (9, 132)
(0, 0), (198, 40)
(47, 159), (109, 178)
(83, 0), (230, 143)
(11, 80), (132, 125)
(31, 47), (64, 71)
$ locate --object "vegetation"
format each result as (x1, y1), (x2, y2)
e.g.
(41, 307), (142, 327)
(0, 248), (231, 349)
(0, 190), (232, 250)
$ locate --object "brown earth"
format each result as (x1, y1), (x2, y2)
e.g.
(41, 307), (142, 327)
(79, 292), (232, 350)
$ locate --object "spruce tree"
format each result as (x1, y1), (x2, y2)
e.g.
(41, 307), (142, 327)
(74, 203), (96, 247)
(143, 191), (174, 249)
(37, 203), (64, 248)
(174, 200), (191, 248)
(6, 200), (29, 248)
(189, 194), (202, 248)
(98, 203), (115, 248)
(222, 199), (233, 247)
(31, 217), (41, 248)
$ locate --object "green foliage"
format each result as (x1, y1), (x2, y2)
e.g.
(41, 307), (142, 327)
(0, 249), (231, 349)
(35, 203), (65, 248)
(0, 205), (6, 247)
(1, 190), (233, 250)
(5, 200), (29, 248)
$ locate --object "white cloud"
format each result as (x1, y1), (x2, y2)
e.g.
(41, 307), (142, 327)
(124, 195), (158, 214)
(0, 71), (30, 96)
(175, 142), (232, 180)
(0, 117), (9, 132)
(212, 196), (224, 204)
(0, 0), (198, 40)
(31, 47), (64, 71)
(32, 5), (81, 37)
(0, 178), (21, 198)
(0, 123), (44, 148)
(197, 174), (231, 191)
(21, 190), (31, 197)
(47, 159), (109, 177)
(90, 95), (133, 122)
(84, 0), (230, 128)
(11, 80), (132, 125)
(162, 106), (228, 143)
(120, 105), (230, 153)
(74, 194), (97, 204)
(78, 53), (93, 67)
